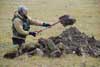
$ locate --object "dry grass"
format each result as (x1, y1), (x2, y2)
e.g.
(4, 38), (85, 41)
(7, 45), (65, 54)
(0, 0), (100, 67)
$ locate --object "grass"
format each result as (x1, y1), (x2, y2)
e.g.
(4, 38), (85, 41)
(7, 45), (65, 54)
(0, 0), (100, 67)
(0, 54), (100, 67)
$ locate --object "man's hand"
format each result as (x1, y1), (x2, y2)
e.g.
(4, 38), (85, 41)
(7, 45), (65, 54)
(42, 23), (51, 27)
(29, 32), (37, 37)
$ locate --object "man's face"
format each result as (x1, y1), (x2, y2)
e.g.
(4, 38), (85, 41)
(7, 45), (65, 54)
(22, 9), (28, 16)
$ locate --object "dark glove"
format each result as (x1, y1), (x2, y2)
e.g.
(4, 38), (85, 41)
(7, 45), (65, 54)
(29, 32), (36, 37)
(42, 23), (51, 27)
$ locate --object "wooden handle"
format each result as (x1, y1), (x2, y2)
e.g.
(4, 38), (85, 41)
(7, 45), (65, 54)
(35, 21), (60, 33)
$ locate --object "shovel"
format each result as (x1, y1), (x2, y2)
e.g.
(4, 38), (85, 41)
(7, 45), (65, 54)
(35, 15), (76, 33)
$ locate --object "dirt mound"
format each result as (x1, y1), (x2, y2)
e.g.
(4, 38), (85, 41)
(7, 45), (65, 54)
(39, 27), (100, 57)
(4, 27), (100, 59)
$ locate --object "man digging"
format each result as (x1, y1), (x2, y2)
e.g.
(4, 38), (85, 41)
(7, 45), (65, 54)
(12, 5), (51, 56)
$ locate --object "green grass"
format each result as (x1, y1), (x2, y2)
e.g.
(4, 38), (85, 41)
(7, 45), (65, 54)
(0, 0), (100, 67)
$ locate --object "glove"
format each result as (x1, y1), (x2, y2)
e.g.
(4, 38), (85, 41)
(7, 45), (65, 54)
(29, 32), (36, 37)
(42, 23), (51, 27)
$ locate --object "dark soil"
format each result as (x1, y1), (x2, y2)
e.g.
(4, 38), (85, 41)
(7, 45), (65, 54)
(39, 27), (100, 57)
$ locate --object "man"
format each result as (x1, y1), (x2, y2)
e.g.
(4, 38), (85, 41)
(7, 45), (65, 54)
(12, 6), (51, 55)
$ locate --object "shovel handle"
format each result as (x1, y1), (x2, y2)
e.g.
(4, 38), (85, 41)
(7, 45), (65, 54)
(35, 21), (60, 33)
(51, 21), (60, 26)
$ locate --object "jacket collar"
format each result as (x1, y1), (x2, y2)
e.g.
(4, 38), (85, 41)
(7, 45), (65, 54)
(14, 11), (25, 19)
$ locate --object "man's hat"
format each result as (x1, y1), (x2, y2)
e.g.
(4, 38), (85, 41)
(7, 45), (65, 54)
(18, 5), (28, 12)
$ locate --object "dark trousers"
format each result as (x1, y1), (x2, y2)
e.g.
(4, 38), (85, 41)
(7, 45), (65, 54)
(12, 37), (26, 55)
(12, 37), (25, 46)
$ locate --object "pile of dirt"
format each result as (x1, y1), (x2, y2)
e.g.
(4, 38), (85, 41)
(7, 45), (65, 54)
(39, 27), (100, 57)
(4, 27), (100, 59)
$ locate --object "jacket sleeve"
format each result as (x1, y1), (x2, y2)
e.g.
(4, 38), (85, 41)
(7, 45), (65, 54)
(28, 16), (43, 26)
(13, 18), (29, 35)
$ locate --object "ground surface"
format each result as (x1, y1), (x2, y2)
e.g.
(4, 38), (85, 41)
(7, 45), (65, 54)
(0, 0), (100, 67)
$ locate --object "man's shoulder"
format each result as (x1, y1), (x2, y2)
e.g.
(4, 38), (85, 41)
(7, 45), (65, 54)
(13, 17), (23, 25)
(14, 17), (22, 22)
(27, 16), (32, 20)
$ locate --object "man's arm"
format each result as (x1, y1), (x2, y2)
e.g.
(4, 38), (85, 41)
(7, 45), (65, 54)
(14, 18), (29, 35)
(28, 17), (43, 26)
(28, 16), (52, 27)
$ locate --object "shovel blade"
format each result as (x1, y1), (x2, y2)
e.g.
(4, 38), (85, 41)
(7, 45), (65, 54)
(59, 15), (76, 27)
